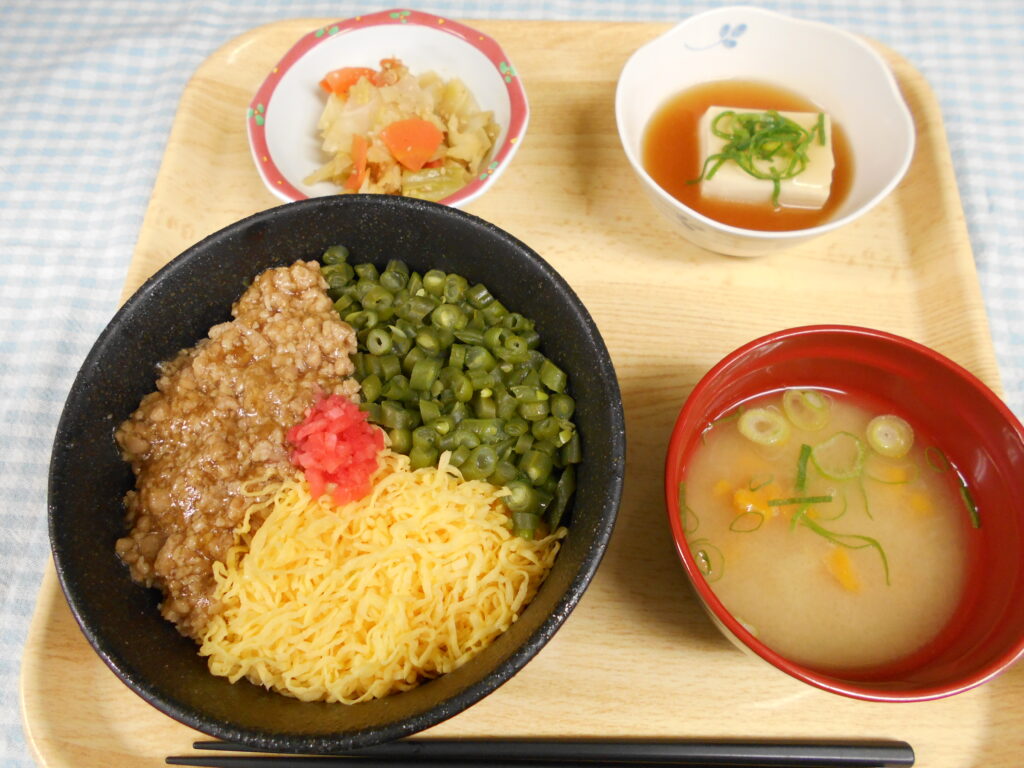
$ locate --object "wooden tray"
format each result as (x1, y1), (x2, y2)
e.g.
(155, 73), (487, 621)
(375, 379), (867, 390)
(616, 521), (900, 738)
(21, 18), (1024, 768)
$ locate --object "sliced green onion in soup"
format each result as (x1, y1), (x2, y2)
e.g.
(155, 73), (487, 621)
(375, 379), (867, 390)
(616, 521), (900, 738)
(677, 481), (699, 534)
(689, 538), (724, 582)
(782, 389), (830, 431)
(811, 431), (866, 480)
(738, 407), (791, 447)
(866, 414), (914, 458)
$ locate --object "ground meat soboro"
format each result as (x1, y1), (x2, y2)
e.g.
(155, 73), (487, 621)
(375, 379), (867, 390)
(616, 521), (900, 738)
(115, 260), (359, 640)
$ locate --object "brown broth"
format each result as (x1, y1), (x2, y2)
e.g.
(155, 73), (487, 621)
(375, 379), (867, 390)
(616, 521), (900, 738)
(642, 80), (854, 232)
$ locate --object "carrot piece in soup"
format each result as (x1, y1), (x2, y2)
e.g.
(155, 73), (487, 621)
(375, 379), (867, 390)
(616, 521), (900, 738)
(825, 547), (860, 592)
(319, 67), (379, 95)
(380, 118), (444, 171)
(344, 134), (369, 191)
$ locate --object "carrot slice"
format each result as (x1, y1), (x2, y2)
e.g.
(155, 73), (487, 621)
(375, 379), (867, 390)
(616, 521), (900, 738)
(344, 134), (369, 191)
(319, 67), (378, 95)
(380, 118), (444, 171)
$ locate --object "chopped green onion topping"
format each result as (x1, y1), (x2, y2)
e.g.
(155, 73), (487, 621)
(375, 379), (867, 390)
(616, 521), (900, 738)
(688, 109), (828, 208)
(795, 443), (812, 493)
(957, 474), (980, 529)
(925, 446), (951, 472)
(729, 511), (765, 533)
(689, 538), (725, 582)
(768, 495), (833, 506)
(811, 431), (866, 480)
(738, 407), (791, 447)
(797, 515), (891, 586)
(866, 414), (914, 458)
(677, 481), (699, 534)
(783, 389), (830, 431)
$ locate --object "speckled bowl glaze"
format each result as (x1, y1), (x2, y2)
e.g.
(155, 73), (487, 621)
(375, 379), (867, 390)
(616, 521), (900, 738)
(49, 196), (623, 751)
(248, 8), (529, 207)
(616, 6), (915, 257)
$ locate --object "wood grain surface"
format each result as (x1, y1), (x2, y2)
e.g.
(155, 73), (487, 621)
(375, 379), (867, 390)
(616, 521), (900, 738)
(21, 19), (1023, 768)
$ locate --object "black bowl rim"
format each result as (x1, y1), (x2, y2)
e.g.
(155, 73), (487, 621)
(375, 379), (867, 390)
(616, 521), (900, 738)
(48, 194), (625, 750)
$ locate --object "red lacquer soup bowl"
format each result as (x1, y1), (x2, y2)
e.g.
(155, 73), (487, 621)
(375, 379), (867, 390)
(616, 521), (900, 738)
(664, 325), (1024, 702)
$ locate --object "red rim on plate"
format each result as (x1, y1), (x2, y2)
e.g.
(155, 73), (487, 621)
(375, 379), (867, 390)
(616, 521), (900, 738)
(246, 8), (529, 206)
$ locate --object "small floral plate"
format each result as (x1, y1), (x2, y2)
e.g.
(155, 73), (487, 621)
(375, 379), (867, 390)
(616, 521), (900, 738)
(247, 8), (529, 207)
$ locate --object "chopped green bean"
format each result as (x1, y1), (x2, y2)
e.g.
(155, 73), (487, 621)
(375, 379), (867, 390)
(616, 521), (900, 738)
(462, 445), (498, 480)
(481, 300), (508, 325)
(539, 359), (567, 393)
(430, 415), (456, 437)
(490, 460), (518, 486)
(381, 374), (411, 402)
(322, 245), (350, 264)
(502, 312), (530, 332)
(472, 392), (497, 419)
(431, 303), (468, 330)
(560, 432), (582, 464)
(366, 328), (393, 356)
(465, 345), (497, 371)
(443, 273), (469, 303)
(321, 250), (581, 537)
(506, 481), (539, 515)
(422, 269), (445, 295)
(550, 394), (576, 419)
(453, 328), (484, 345)
(531, 416), (560, 441)
(388, 427), (412, 454)
(518, 400), (549, 422)
(504, 417), (530, 437)
(512, 511), (540, 539)
(380, 400), (418, 431)
(361, 285), (393, 312)
(520, 450), (554, 485)
(547, 465), (575, 529)
(359, 401), (382, 423)
(448, 343), (467, 369)
(409, 357), (442, 392)
(419, 399), (442, 424)
(360, 374), (382, 403)
(378, 354), (402, 382)
(450, 444), (471, 467)
(409, 445), (439, 469)
(514, 432), (534, 455)
(466, 283), (495, 309)
(333, 294), (355, 314)
(354, 262), (379, 281)
(397, 294), (439, 323)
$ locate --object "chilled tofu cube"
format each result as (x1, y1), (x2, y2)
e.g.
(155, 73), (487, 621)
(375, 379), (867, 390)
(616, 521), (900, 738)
(698, 106), (835, 209)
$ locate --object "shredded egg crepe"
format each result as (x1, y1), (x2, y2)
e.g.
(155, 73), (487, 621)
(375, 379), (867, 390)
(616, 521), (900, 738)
(199, 450), (564, 704)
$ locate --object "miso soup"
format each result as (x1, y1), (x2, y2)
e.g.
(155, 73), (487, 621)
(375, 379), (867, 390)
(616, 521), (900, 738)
(680, 389), (972, 670)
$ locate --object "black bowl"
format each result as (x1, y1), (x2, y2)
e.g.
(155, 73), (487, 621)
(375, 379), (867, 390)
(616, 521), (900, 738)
(48, 195), (625, 752)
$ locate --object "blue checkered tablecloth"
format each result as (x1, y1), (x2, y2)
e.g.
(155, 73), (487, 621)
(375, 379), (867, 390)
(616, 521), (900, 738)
(1, 1), (1021, 764)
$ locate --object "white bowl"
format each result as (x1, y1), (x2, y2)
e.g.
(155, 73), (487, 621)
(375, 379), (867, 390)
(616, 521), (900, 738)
(615, 6), (915, 257)
(247, 8), (529, 208)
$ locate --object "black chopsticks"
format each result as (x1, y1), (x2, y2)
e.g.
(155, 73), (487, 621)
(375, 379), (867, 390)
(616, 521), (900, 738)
(167, 737), (915, 767)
